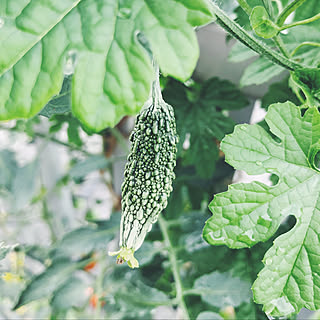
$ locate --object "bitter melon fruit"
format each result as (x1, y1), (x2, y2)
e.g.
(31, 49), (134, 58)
(109, 73), (178, 268)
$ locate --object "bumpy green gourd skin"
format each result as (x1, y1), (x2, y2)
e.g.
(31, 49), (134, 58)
(120, 96), (178, 256)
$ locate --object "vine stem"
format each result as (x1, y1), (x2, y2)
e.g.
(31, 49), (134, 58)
(210, 2), (303, 71)
(158, 216), (190, 320)
(276, 0), (308, 26)
(290, 42), (320, 57)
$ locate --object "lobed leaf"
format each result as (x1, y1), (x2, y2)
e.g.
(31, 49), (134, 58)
(203, 102), (320, 317)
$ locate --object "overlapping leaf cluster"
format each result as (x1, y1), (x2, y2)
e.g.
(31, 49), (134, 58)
(0, 0), (213, 131)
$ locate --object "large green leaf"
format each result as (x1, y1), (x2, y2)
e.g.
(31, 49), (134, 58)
(0, 0), (213, 131)
(203, 102), (320, 317)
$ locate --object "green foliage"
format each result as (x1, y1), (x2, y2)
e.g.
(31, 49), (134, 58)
(0, 0), (213, 131)
(295, 0), (320, 27)
(204, 102), (320, 317)
(50, 276), (89, 311)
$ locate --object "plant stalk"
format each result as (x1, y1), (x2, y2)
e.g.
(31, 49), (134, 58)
(236, 0), (252, 15)
(158, 216), (190, 320)
(273, 35), (290, 57)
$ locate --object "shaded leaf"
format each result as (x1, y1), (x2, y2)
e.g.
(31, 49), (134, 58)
(193, 271), (252, 308)
(0, 150), (17, 190)
(261, 77), (300, 109)
(115, 279), (170, 308)
(228, 41), (257, 63)
(163, 78), (244, 177)
(197, 311), (223, 320)
(39, 76), (72, 118)
(50, 276), (89, 311)
(240, 57), (284, 87)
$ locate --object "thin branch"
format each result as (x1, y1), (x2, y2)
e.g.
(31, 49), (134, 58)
(279, 12), (320, 31)
(158, 216), (190, 320)
(0, 124), (92, 156)
(290, 42), (320, 57)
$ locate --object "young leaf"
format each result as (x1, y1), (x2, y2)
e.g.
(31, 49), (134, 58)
(203, 102), (320, 317)
(0, 0), (213, 131)
(250, 6), (279, 39)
